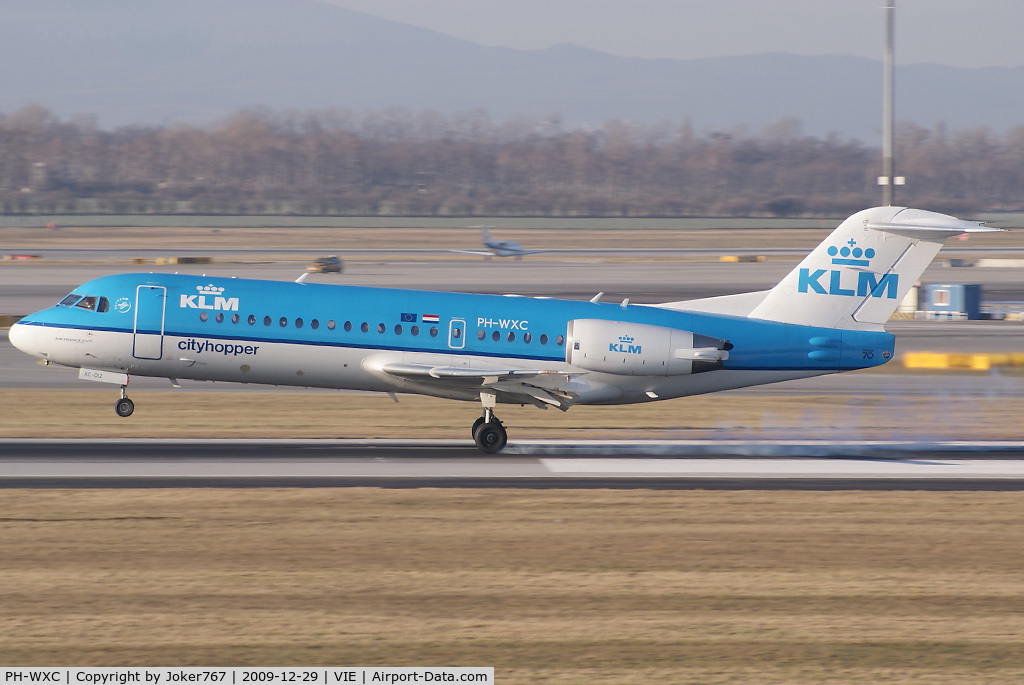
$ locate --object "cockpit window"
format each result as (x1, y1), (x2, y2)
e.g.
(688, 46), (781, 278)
(59, 293), (109, 312)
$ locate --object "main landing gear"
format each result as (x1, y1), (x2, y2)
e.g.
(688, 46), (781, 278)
(114, 384), (134, 417)
(472, 392), (507, 453)
(473, 409), (507, 453)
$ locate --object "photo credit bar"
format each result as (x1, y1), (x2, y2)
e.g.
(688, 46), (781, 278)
(0, 670), (493, 685)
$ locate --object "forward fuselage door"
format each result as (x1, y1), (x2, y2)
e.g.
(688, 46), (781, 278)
(133, 285), (167, 360)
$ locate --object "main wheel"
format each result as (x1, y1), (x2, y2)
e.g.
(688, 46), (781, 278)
(473, 421), (507, 453)
(115, 397), (135, 417)
(472, 416), (485, 438)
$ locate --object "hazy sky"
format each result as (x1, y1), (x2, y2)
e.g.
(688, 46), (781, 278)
(322, 0), (1024, 69)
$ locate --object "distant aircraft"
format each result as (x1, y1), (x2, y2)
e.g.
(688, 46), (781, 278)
(450, 226), (554, 258)
(8, 207), (996, 453)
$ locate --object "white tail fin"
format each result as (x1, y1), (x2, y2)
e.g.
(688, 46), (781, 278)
(748, 207), (997, 329)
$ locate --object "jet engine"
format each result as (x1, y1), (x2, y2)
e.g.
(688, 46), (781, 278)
(565, 319), (730, 376)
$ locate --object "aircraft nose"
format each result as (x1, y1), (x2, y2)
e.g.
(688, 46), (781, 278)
(7, 322), (40, 357)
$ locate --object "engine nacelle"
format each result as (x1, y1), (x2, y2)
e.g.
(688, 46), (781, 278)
(565, 319), (730, 376)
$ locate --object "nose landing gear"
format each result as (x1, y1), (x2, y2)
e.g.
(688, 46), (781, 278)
(114, 384), (134, 417)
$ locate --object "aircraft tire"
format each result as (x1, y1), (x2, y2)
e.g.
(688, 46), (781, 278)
(472, 416), (485, 438)
(115, 398), (135, 418)
(473, 421), (507, 453)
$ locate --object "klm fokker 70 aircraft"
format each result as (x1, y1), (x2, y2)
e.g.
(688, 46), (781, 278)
(9, 207), (995, 452)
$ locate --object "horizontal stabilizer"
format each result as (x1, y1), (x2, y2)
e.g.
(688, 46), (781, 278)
(867, 216), (1000, 239)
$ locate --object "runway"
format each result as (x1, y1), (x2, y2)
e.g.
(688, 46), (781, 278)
(4, 439), (1024, 490)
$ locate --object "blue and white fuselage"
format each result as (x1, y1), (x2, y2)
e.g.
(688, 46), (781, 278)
(8, 207), (996, 451)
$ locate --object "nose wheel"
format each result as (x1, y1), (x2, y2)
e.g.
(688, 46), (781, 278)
(114, 385), (134, 417)
(472, 402), (507, 453)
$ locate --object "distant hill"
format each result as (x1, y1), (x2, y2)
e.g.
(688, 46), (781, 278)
(4, 0), (1023, 139)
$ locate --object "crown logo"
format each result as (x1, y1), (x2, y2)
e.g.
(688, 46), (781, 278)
(618, 335), (635, 344)
(827, 239), (875, 267)
(197, 284), (225, 295)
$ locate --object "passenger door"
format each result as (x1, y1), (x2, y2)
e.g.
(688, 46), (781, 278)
(133, 285), (166, 360)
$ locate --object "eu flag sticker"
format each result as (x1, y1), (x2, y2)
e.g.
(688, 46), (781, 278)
(400, 313), (417, 322)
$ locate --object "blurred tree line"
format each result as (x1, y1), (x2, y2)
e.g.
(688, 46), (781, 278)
(1, 104), (1021, 217)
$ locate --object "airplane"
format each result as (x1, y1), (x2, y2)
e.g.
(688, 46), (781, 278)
(8, 206), (996, 453)
(450, 226), (554, 258)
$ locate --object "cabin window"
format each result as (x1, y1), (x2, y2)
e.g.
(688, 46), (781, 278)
(279, 317), (288, 327)
(556, 335), (565, 346)
(232, 314), (240, 324)
(295, 318), (304, 329)
(311, 319), (319, 330)
(328, 320), (336, 330)
(411, 325), (419, 336)
(430, 327), (438, 337)
(215, 312), (224, 323)
(540, 334), (549, 345)
(523, 332), (532, 344)
(199, 312), (208, 322)
(361, 322), (369, 333)
(58, 294), (82, 307)
(97, 297), (110, 313)
(477, 330), (486, 340)
(507, 331), (515, 342)
(377, 323), (386, 334)
(491, 331), (500, 341)
(75, 296), (98, 311)
(263, 316), (272, 326)
(394, 324), (402, 335)
(343, 321), (351, 332)
(248, 315), (257, 325)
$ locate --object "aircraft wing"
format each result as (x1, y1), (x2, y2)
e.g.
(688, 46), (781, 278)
(379, 362), (578, 410)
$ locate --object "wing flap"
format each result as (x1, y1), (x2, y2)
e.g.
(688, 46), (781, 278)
(380, 362), (568, 381)
(379, 363), (577, 410)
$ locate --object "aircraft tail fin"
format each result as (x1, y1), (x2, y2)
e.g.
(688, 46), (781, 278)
(747, 207), (998, 329)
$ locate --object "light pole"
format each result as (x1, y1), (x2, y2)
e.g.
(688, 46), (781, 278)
(879, 1), (903, 205)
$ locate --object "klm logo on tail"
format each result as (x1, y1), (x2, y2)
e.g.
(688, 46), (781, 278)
(798, 240), (898, 299)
